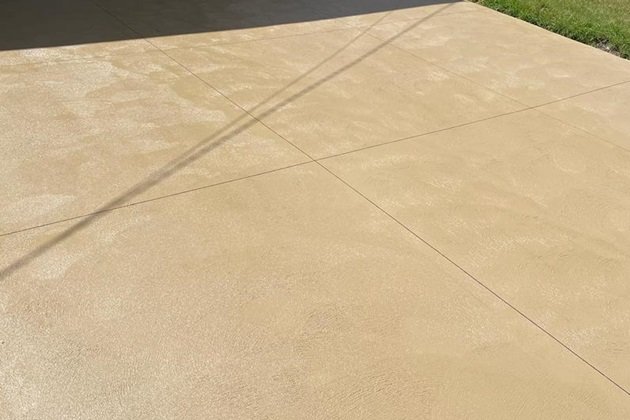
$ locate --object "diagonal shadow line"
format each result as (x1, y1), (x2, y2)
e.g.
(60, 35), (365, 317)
(0, 3), (455, 279)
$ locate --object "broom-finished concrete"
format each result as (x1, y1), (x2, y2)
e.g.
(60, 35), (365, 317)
(1, 0), (630, 417)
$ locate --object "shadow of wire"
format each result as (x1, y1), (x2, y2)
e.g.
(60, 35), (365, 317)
(0, 3), (454, 279)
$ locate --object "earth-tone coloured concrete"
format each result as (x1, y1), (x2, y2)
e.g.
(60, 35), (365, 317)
(539, 81), (630, 151)
(2, 0), (630, 418)
(169, 30), (523, 158)
(367, 9), (630, 105)
(0, 52), (308, 233)
(2, 164), (630, 418)
(322, 109), (630, 388)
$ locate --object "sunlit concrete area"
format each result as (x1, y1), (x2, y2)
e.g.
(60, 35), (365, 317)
(1, 0), (630, 417)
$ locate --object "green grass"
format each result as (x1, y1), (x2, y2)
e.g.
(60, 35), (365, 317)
(471, 0), (630, 58)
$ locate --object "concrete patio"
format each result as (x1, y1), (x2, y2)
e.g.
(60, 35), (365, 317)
(1, 0), (630, 417)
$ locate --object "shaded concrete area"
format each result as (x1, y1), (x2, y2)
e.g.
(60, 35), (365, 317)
(0, 0), (455, 50)
(1, 0), (630, 417)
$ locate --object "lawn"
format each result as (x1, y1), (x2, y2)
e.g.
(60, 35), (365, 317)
(471, 0), (630, 58)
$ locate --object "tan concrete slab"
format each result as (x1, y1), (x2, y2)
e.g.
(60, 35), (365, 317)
(1, 163), (629, 418)
(165, 28), (368, 111)
(169, 29), (523, 159)
(2, 0), (630, 415)
(539, 82), (630, 151)
(323, 109), (630, 390)
(0, 39), (156, 67)
(0, 51), (308, 234)
(368, 10), (630, 106)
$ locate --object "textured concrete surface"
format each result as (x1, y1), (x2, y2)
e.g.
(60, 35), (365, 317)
(1, 0), (630, 418)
